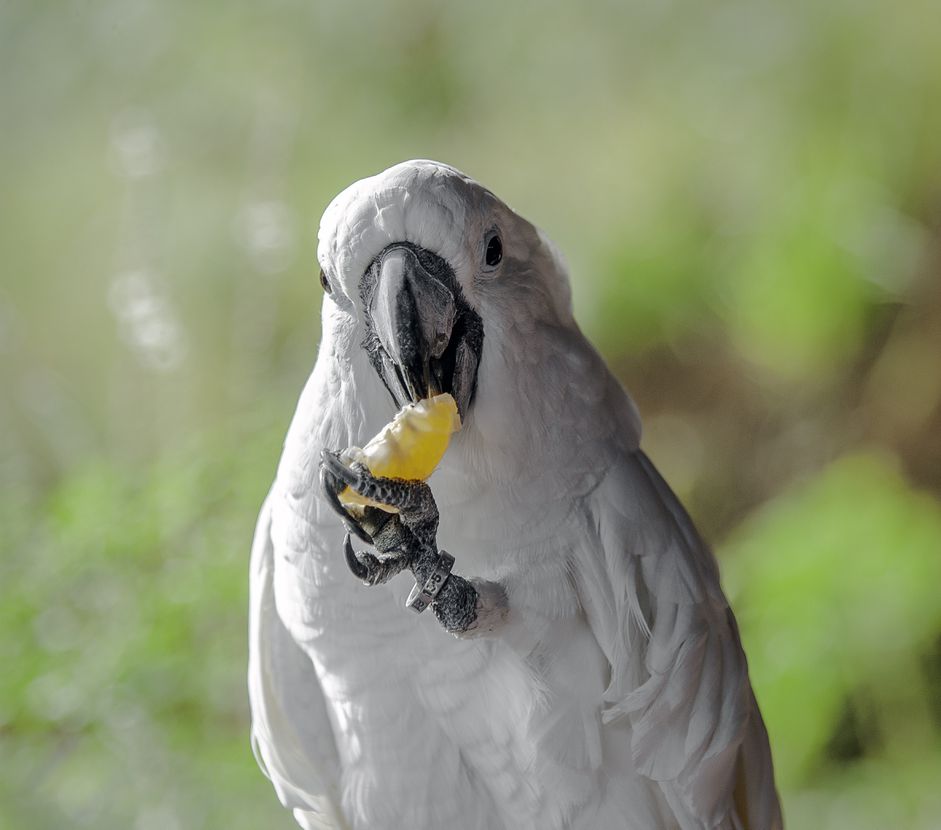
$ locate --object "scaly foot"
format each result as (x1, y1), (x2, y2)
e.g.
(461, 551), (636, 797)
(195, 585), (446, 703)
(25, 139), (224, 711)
(319, 449), (507, 637)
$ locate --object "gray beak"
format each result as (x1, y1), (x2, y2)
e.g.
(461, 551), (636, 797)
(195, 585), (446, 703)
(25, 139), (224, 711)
(363, 243), (483, 419)
(370, 246), (456, 395)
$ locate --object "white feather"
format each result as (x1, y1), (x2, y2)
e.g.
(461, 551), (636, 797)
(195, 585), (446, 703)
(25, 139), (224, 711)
(582, 451), (781, 829)
(247, 496), (349, 830)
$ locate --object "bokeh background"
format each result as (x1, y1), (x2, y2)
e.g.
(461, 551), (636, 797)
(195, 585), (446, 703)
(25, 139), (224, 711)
(2, 1), (940, 828)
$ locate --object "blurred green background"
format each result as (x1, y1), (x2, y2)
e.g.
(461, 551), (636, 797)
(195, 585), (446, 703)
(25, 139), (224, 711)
(2, 1), (940, 828)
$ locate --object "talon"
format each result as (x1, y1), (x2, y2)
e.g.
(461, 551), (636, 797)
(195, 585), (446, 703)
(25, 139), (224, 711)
(343, 515), (373, 545)
(319, 458), (372, 544)
(344, 532), (370, 581)
(320, 449), (360, 488)
(343, 531), (411, 586)
(320, 450), (383, 505)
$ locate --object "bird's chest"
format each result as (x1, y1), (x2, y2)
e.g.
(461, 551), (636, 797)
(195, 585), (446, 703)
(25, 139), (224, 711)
(278, 547), (549, 826)
(273, 484), (586, 828)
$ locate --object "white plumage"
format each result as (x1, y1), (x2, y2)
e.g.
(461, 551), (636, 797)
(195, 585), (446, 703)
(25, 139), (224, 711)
(248, 160), (783, 829)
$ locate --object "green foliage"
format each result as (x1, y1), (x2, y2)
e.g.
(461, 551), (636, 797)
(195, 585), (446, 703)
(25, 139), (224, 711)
(0, 424), (295, 829)
(722, 454), (941, 827)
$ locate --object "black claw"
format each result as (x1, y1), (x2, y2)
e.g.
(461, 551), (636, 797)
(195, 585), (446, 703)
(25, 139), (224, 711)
(344, 532), (410, 586)
(344, 532), (370, 581)
(319, 456), (373, 544)
(344, 515), (373, 545)
(319, 463), (345, 512)
(321, 449), (359, 488)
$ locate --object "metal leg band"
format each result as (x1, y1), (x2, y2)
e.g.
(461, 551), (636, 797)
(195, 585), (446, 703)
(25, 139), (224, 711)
(406, 551), (455, 613)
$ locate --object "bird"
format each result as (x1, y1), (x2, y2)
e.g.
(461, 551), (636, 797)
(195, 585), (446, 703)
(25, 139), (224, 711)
(247, 159), (783, 830)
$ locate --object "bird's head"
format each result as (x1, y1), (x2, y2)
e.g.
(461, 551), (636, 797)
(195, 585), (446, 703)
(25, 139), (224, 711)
(315, 160), (575, 426)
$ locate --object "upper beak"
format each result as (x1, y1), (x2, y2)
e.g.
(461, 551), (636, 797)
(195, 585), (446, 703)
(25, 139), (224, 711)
(366, 244), (482, 419)
(371, 246), (456, 397)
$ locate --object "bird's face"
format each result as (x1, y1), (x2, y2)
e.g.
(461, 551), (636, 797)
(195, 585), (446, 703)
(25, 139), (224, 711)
(318, 161), (570, 436)
(316, 160), (573, 425)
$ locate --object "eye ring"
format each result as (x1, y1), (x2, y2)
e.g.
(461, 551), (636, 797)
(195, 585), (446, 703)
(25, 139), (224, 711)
(319, 268), (333, 294)
(483, 231), (503, 269)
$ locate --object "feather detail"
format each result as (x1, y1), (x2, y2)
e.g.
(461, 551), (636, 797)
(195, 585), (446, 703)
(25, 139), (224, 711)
(248, 496), (350, 830)
(581, 451), (783, 829)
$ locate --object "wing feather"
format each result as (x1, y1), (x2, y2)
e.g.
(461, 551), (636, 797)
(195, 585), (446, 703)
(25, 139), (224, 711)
(582, 450), (782, 829)
(248, 495), (350, 830)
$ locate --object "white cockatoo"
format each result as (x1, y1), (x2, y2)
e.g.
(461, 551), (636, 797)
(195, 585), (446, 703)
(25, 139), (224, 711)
(248, 159), (782, 830)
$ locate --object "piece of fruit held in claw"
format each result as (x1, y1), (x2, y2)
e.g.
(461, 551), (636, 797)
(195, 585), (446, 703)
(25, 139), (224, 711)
(338, 393), (462, 513)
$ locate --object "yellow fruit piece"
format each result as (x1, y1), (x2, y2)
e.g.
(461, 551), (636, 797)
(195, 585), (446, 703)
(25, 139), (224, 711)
(338, 393), (461, 513)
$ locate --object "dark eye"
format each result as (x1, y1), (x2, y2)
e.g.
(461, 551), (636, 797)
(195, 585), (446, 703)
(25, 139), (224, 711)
(319, 268), (332, 294)
(484, 233), (503, 268)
